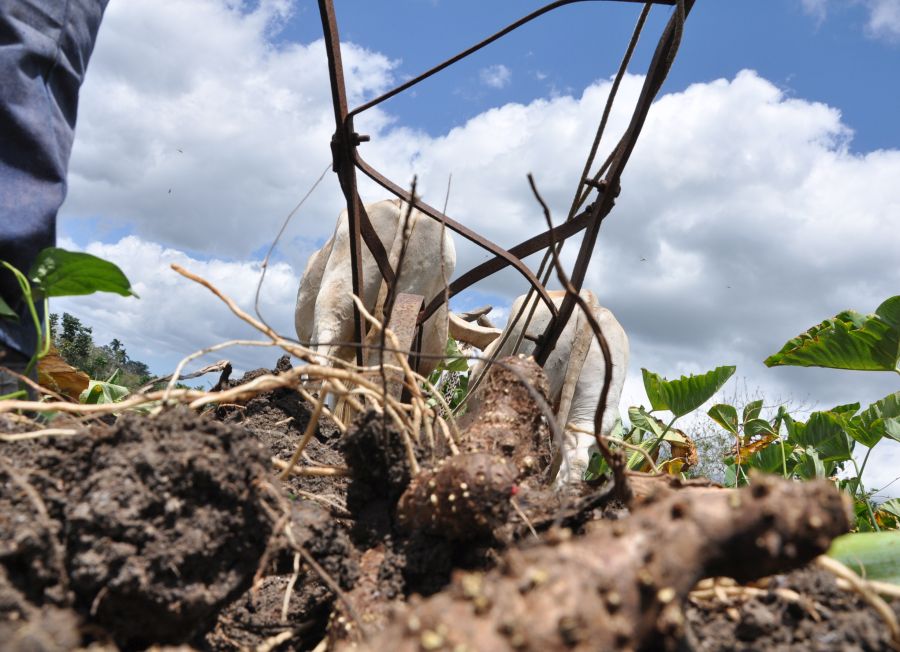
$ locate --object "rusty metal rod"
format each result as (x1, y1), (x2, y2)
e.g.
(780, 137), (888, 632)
(349, 0), (677, 119)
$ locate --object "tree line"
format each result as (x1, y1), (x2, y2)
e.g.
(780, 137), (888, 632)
(49, 312), (153, 390)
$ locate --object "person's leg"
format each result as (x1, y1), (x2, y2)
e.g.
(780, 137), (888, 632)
(0, 0), (109, 380)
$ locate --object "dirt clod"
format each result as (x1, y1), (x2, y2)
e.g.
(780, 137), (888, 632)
(1, 407), (274, 648)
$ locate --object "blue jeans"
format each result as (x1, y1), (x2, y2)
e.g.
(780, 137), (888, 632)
(0, 0), (108, 359)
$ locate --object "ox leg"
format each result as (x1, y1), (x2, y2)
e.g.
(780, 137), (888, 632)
(554, 425), (600, 488)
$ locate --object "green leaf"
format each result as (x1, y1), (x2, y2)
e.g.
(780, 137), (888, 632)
(839, 477), (861, 496)
(624, 407), (693, 471)
(792, 412), (854, 463)
(439, 337), (469, 373)
(744, 418), (777, 439)
(79, 380), (130, 404)
(828, 402), (861, 416)
(641, 366), (736, 418)
(708, 403), (739, 434)
(764, 296), (900, 372)
(0, 294), (17, 320)
(828, 532), (900, 586)
(845, 392), (900, 448)
(583, 451), (606, 481)
(29, 248), (138, 299)
(879, 498), (900, 520)
(724, 462), (738, 487)
(742, 399), (764, 425)
(795, 448), (827, 480)
(886, 418), (900, 442)
(746, 440), (793, 474)
(628, 406), (664, 437)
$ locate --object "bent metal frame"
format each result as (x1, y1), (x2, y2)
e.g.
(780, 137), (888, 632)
(316, 0), (694, 373)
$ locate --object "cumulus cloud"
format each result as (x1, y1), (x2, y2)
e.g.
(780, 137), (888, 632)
(60, 0), (899, 494)
(53, 235), (298, 379)
(479, 64), (512, 89)
(65, 0), (400, 265)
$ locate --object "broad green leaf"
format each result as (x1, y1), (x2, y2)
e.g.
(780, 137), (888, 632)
(879, 498), (900, 520)
(828, 532), (900, 586)
(744, 418), (778, 439)
(626, 437), (660, 471)
(439, 337), (469, 373)
(828, 402), (861, 416)
(854, 500), (878, 532)
(0, 295), (17, 320)
(764, 296), (900, 372)
(886, 417), (900, 442)
(624, 408), (693, 471)
(79, 379), (130, 405)
(708, 403), (739, 434)
(29, 248), (138, 299)
(724, 462), (738, 487)
(642, 368), (668, 412)
(584, 451), (606, 481)
(628, 406), (664, 437)
(877, 296), (900, 330)
(772, 405), (790, 435)
(844, 392), (900, 448)
(795, 448), (827, 479)
(742, 399), (764, 425)
(609, 417), (626, 440)
(641, 366), (736, 418)
(783, 412), (811, 445)
(792, 411), (853, 462)
(839, 477), (861, 496)
(746, 440), (793, 475)
(723, 461), (750, 487)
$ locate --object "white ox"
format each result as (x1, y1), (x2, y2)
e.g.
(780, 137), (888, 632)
(295, 199), (456, 378)
(470, 289), (629, 486)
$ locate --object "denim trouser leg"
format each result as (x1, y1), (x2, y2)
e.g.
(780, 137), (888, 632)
(0, 0), (108, 359)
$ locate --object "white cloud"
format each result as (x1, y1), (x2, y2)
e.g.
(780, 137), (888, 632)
(800, 0), (900, 41)
(866, 0), (900, 40)
(479, 64), (512, 89)
(53, 235), (298, 380)
(60, 1), (900, 494)
(65, 0), (400, 264)
(800, 0), (828, 22)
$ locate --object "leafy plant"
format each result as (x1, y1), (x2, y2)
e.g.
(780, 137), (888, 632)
(764, 295), (899, 374)
(425, 337), (470, 412)
(49, 313), (152, 390)
(80, 376), (131, 405)
(1, 248), (137, 399)
(722, 296), (900, 530)
(585, 365), (735, 480)
(722, 394), (900, 530)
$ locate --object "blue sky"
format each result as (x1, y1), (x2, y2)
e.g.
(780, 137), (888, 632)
(56, 0), (899, 494)
(272, 1), (899, 151)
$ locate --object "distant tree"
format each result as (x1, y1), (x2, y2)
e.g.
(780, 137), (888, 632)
(49, 313), (154, 389)
(57, 312), (94, 371)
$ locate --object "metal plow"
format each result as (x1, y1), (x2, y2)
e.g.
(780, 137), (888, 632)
(315, 0), (694, 383)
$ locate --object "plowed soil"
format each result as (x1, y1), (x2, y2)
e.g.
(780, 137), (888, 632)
(1, 357), (897, 651)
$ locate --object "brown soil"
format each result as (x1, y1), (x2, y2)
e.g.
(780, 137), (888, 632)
(684, 565), (900, 651)
(0, 356), (896, 651)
